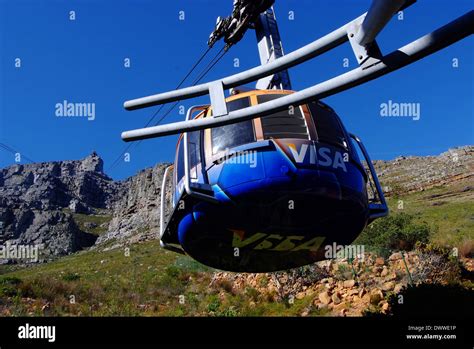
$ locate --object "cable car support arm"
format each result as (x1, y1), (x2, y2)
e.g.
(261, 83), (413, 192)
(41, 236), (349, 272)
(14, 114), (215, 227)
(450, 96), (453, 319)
(122, 2), (473, 141)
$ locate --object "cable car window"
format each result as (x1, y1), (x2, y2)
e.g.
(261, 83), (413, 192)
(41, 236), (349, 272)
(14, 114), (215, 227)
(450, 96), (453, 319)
(188, 131), (201, 179)
(256, 94), (309, 140)
(308, 102), (347, 148)
(176, 139), (184, 182)
(211, 97), (255, 155)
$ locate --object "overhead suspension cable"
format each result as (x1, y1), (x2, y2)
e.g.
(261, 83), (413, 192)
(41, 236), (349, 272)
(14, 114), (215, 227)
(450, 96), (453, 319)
(107, 46), (214, 172)
(191, 46), (227, 86)
(150, 47), (228, 128)
(0, 142), (35, 163)
(143, 46), (213, 129)
(108, 45), (229, 172)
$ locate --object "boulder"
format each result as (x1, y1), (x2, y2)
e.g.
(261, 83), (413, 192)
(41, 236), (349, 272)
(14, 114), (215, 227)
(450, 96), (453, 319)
(318, 291), (332, 305)
(343, 279), (356, 288)
(331, 292), (342, 305)
(69, 199), (90, 214)
(370, 289), (384, 305)
(296, 292), (305, 300)
(382, 281), (396, 291)
(347, 289), (359, 296)
(375, 257), (385, 266)
(394, 284), (404, 294)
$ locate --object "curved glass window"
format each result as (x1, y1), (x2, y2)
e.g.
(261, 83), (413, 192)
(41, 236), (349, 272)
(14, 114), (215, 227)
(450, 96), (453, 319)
(188, 130), (201, 179)
(176, 139), (184, 182)
(308, 102), (347, 149)
(211, 97), (255, 155)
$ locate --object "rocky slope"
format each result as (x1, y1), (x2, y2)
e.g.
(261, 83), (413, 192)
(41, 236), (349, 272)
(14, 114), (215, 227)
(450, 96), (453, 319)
(210, 248), (467, 317)
(95, 163), (172, 249)
(374, 146), (473, 195)
(0, 153), (124, 259)
(0, 152), (172, 261)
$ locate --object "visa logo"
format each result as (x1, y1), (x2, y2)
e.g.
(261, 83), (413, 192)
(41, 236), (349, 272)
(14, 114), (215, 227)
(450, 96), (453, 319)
(232, 231), (325, 252)
(287, 143), (348, 172)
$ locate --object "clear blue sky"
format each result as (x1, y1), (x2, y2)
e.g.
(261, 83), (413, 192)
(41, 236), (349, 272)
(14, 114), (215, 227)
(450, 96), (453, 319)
(1, 0), (473, 180)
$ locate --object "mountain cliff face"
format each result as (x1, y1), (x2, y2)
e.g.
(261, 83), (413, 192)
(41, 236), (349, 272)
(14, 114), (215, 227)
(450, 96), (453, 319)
(96, 163), (172, 249)
(374, 146), (473, 195)
(0, 152), (124, 259)
(0, 146), (472, 262)
(0, 151), (172, 261)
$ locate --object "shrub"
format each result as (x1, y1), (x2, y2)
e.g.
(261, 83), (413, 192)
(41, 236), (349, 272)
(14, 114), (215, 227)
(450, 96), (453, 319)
(220, 306), (238, 317)
(18, 277), (74, 301)
(212, 278), (234, 294)
(164, 265), (180, 278)
(244, 287), (260, 301)
(62, 272), (81, 282)
(0, 276), (22, 297)
(411, 243), (461, 284)
(356, 213), (430, 254)
(458, 239), (474, 258)
(207, 296), (221, 314)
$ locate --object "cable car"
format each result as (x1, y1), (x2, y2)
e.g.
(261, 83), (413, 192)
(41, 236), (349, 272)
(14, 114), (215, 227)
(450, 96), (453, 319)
(159, 89), (388, 272)
(122, 1), (472, 272)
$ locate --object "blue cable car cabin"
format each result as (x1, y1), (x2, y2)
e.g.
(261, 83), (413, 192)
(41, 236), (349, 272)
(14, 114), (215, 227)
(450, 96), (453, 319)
(160, 89), (387, 272)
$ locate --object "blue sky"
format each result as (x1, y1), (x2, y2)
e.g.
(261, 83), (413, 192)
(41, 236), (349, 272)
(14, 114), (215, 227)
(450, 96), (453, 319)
(0, 0), (472, 180)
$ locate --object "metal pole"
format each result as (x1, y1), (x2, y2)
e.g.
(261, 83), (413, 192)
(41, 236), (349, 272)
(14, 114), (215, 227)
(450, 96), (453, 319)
(159, 165), (174, 239)
(122, 11), (473, 141)
(355, 0), (407, 46)
(123, 1), (418, 111)
(123, 14), (364, 110)
(255, 7), (292, 90)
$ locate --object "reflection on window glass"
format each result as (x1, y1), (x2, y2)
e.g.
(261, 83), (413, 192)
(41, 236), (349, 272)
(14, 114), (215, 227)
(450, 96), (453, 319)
(308, 102), (347, 148)
(211, 97), (255, 155)
(176, 140), (184, 182)
(188, 131), (201, 179)
(188, 131), (201, 167)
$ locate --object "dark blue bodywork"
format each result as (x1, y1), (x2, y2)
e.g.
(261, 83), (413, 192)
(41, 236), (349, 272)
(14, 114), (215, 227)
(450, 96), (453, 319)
(163, 137), (370, 272)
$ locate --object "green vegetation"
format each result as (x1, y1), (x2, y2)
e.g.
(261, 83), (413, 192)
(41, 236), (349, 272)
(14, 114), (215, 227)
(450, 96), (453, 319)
(356, 213), (430, 254)
(0, 241), (324, 316)
(72, 213), (112, 236)
(364, 181), (473, 253)
(0, 277), (22, 297)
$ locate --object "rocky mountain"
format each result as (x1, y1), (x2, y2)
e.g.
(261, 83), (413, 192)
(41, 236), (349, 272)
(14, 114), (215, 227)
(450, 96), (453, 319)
(0, 151), (172, 262)
(95, 163), (172, 249)
(374, 146), (473, 195)
(0, 152), (124, 259)
(0, 146), (472, 262)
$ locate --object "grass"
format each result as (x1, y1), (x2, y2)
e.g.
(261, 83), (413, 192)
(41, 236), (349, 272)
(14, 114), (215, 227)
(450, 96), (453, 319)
(0, 240), (329, 316)
(1, 241), (179, 316)
(62, 208), (113, 236)
(72, 213), (112, 236)
(384, 181), (474, 249)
